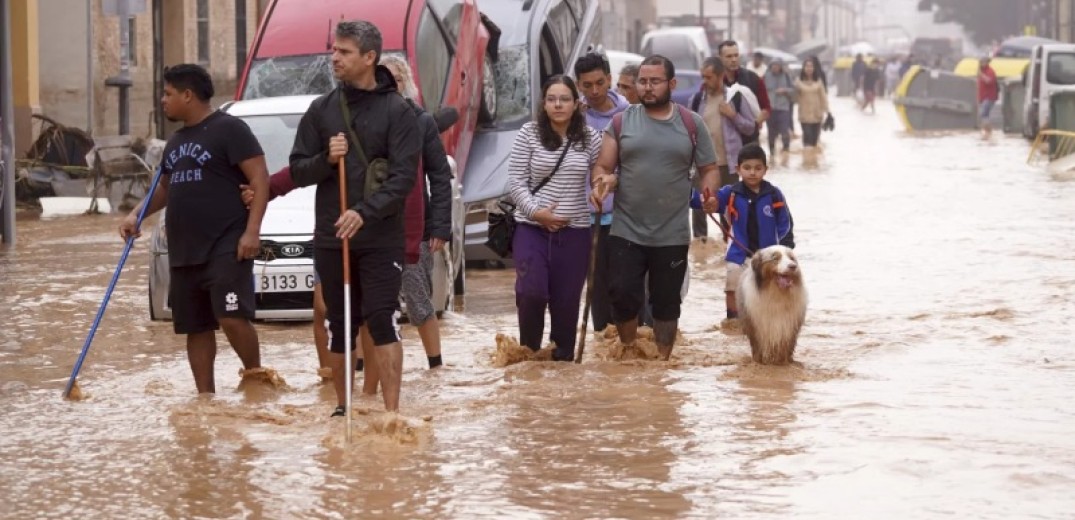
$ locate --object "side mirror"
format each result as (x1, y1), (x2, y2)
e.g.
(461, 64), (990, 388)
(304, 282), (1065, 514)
(434, 107), (460, 133)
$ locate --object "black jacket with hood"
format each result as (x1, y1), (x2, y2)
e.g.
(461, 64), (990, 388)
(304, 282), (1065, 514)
(289, 65), (419, 249)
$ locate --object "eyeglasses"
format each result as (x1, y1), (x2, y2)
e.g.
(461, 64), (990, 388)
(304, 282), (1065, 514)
(544, 95), (575, 105)
(636, 78), (668, 87)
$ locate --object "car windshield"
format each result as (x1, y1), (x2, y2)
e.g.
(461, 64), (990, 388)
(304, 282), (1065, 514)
(242, 51), (406, 99)
(1047, 52), (1075, 85)
(494, 44), (532, 125)
(237, 114), (301, 175)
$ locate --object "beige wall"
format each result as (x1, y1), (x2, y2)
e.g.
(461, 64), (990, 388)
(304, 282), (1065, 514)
(34, 0), (261, 141)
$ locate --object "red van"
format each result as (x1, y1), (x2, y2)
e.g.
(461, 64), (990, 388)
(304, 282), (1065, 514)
(237, 0), (499, 177)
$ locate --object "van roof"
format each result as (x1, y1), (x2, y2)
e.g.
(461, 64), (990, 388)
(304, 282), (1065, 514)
(254, 0), (412, 58)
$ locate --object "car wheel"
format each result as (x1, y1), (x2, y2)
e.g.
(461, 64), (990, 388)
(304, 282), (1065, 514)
(478, 52), (497, 124)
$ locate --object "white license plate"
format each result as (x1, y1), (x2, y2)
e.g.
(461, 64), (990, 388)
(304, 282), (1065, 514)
(255, 272), (316, 293)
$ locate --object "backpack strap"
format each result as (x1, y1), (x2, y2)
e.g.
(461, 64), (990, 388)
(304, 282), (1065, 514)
(690, 90), (702, 112)
(676, 104), (698, 168)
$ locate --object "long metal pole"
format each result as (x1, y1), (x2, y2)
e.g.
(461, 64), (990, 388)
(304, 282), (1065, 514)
(117, 0), (130, 135)
(1, 0), (16, 245)
(86, 0), (94, 135)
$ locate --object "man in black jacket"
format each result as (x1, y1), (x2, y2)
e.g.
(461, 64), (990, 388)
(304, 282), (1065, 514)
(289, 20), (419, 416)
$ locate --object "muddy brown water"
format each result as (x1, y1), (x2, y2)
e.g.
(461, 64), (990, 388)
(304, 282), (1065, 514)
(2, 101), (1075, 518)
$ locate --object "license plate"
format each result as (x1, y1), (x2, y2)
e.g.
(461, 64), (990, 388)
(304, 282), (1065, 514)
(255, 272), (316, 293)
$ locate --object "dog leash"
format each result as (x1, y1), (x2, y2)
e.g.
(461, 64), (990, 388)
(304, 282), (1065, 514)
(703, 187), (755, 257)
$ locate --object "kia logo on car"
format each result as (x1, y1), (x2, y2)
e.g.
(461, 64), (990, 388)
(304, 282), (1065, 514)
(280, 244), (304, 257)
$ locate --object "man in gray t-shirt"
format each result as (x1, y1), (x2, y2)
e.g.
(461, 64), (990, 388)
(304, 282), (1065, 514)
(591, 55), (721, 360)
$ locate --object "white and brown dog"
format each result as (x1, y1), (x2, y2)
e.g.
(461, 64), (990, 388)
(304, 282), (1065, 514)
(736, 245), (808, 365)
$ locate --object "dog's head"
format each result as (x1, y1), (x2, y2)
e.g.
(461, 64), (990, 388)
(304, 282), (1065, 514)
(750, 245), (802, 291)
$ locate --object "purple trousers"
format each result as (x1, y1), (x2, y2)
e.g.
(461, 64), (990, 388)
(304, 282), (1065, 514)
(513, 223), (592, 361)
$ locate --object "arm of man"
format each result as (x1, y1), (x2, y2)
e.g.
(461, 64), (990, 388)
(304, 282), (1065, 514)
(118, 172), (170, 239)
(421, 112), (453, 247)
(237, 155), (270, 260)
(289, 105), (334, 187)
(352, 99), (420, 221)
(589, 131), (620, 208)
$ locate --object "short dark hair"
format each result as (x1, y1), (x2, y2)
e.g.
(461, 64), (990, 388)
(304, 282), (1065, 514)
(640, 54), (675, 80)
(753, 51), (764, 59)
(336, 20), (383, 63)
(574, 52), (610, 77)
(717, 40), (739, 54)
(702, 56), (724, 76)
(163, 64), (214, 101)
(738, 143), (767, 166)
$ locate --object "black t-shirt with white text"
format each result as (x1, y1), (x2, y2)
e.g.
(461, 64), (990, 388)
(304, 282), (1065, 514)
(163, 111), (263, 266)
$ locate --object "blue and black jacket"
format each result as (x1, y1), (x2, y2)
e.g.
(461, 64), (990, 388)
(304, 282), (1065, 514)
(690, 180), (793, 265)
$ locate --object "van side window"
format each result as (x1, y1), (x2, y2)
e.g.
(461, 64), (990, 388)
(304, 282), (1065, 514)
(416, 6), (453, 111)
(1047, 52), (1075, 86)
(427, 0), (464, 43)
(546, 0), (578, 61)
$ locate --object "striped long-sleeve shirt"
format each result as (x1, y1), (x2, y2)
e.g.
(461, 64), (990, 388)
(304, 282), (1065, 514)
(508, 122), (601, 229)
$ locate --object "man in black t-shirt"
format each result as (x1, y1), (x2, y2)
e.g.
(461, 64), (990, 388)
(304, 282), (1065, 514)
(119, 64), (271, 394)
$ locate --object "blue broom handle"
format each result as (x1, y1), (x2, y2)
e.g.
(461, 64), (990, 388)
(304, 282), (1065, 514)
(63, 167), (164, 398)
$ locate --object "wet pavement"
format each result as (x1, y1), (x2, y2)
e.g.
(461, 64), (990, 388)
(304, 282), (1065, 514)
(2, 99), (1075, 518)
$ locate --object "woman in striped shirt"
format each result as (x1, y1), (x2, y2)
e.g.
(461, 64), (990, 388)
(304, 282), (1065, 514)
(509, 75), (601, 361)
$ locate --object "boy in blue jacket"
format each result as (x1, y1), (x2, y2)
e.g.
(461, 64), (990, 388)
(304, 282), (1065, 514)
(691, 144), (793, 320)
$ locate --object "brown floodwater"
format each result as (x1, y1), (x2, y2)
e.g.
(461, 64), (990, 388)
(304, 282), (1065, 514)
(2, 100), (1075, 518)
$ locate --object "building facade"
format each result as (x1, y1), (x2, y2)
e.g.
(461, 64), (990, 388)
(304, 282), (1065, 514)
(10, 0), (262, 156)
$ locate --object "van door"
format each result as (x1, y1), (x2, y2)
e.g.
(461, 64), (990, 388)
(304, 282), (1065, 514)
(1025, 45), (1043, 137)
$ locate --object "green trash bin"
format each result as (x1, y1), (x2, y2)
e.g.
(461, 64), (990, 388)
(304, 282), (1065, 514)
(1002, 77), (1025, 135)
(1046, 89), (1075, 156)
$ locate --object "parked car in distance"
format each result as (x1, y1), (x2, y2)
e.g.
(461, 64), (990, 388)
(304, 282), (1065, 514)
(460, 0), (600, 263)
(640, 27), (710, 73)
(148, 96), (466, 321)
(605, 49), (644, 76)
(749, 46), (803, 77)
(671, 69), (702, 106)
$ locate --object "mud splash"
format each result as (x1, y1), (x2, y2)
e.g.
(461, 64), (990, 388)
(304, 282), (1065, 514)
(490, 333), (554, 367)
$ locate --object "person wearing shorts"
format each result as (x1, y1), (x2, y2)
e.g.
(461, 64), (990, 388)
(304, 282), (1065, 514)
(590, 55), (722, 361)
(978, 57), (999, 138)
(119, 64), (270, 394)
(289, 20), (420, 416)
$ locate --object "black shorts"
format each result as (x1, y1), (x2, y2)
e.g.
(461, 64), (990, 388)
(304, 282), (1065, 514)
(315, 246), (404, 352)
(169, 255), (255, 334)
(607, 235), (689, 323)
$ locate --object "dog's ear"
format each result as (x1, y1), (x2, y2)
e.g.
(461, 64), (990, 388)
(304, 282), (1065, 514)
(751, 253), (765, 290)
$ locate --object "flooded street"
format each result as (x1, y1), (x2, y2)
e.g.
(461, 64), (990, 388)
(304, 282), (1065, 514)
(2, 98), (1075, 518)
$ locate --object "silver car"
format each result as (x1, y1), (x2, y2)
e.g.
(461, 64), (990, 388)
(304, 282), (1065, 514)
(148, 95), (465, 321)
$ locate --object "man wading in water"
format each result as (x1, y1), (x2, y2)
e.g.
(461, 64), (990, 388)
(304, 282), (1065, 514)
(289, 20), (419, 417)
(590, 55), (721, 360)
(119, 64), (271, 393)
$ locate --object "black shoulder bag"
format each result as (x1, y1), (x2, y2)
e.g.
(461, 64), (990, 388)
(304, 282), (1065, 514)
(485, 139), (573, 259)
(339, 91), (391, 200)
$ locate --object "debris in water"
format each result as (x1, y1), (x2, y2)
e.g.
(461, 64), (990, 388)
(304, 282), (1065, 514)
(237, 367), (291, 390)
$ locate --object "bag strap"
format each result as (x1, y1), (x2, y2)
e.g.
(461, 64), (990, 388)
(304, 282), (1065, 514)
(677, 104), (698, 167)
(338, 89), (370, 167)
(529, 138), (573, 195)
